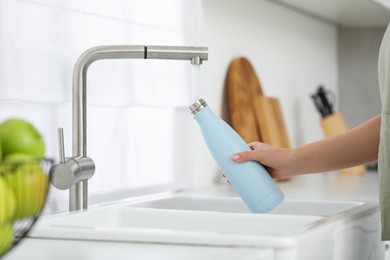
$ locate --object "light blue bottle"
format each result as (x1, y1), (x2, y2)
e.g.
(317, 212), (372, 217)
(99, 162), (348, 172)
(190, 98), (284, 213)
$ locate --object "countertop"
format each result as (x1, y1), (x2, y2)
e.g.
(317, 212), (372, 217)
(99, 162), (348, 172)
(188, 170), (380, 202)
(3, 171), (380, 260)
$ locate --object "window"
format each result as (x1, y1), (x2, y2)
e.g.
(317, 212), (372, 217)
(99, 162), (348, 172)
(0, 0), (202, 212)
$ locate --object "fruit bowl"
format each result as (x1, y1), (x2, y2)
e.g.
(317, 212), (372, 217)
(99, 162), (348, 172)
(0, 158), (53, 257)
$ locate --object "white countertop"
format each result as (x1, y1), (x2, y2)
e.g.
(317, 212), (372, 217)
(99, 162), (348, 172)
(3, 171), (380, 260)
(187, 170), (379, 202)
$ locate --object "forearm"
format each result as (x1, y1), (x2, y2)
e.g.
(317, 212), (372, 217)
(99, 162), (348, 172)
(291, 115), (381, 174)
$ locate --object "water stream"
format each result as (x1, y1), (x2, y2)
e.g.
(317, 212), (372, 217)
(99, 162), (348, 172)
(191, 65), (200, 102)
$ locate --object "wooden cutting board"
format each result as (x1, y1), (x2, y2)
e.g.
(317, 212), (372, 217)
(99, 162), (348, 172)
(255, 96), (290, 148)
(226, 57), (264, 143)
(226, 57), (290, 148)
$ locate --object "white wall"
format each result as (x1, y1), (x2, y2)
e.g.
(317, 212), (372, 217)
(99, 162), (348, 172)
(339, 28), (384, 128)
(192, 0), (339, 187)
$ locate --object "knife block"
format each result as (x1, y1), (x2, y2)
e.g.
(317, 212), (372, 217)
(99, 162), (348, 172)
(320, 113), (366, 175)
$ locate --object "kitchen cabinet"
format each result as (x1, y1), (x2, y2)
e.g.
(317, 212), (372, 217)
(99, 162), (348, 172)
(270, 0), (390, 27)
(4, 239), (271, 260)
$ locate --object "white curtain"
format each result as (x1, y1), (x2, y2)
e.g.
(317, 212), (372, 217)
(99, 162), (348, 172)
(0, 0), (203, 212)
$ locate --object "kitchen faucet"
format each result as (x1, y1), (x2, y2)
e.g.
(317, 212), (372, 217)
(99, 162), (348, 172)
(49, 45), (208, 211)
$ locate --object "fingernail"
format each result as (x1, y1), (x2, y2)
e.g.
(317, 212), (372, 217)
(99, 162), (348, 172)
(232, 154), (240, 160)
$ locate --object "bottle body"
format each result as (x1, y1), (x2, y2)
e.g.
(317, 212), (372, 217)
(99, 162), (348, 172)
(191, 100), (283, 213)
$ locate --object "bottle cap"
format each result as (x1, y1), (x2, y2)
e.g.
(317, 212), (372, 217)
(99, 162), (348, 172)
(189, 98), (208, 115)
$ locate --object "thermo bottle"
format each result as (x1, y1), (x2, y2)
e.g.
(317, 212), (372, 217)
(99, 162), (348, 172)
(190, 98), (284, 213)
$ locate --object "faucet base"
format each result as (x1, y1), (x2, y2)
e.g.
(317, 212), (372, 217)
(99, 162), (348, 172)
(70, 181), (88, 211)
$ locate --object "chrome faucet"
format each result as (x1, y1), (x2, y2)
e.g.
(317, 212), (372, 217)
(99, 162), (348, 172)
(50, 45), (208, 211)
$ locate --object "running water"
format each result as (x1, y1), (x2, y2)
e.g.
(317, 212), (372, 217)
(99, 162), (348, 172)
(191, 65), (200, 101)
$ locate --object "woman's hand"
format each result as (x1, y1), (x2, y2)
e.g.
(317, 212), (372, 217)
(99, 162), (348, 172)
(231, 142), (296, 179)
(222, 114), (380, 182)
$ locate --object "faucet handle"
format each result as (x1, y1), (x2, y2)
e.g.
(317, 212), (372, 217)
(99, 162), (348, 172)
(58, 127), (66, 163)
(50, 127), (75, 190)
(50, 127), (96, 190)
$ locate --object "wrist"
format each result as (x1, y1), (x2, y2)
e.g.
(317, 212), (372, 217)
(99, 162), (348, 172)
(285, 147), (302, 176)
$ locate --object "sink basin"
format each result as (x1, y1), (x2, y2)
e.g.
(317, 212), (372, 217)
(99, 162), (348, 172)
(30, 207), (324, 248)
(127, 194), (366, 217)
(30, 195), (381, 260)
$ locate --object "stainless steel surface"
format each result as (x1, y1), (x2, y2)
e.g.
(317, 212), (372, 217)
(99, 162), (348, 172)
(58, 128), (65, 164)
(50, 138), (95, 191)
(50, 128), (80, 190)
(146, 46), (208, 64)
(70, 181), (88, 211)
(50, 159), (76, 190)
(72, 45), (146, 158)
(189, 98), (208, 115)
(50, 45), (208, 211)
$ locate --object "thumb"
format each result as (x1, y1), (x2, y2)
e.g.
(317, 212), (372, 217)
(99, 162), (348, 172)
(232, 150), (258, 163)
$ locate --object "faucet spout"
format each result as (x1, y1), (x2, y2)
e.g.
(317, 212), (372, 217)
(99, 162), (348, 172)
(146, 45), (208, 64)
(72, 45), (146, 158)
(50, 45), (208, 211)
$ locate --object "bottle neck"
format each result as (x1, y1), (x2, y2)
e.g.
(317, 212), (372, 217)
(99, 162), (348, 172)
(189, 98), (208, 115)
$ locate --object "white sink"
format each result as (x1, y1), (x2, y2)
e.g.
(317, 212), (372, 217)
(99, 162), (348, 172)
(31, 207), (324, 248)
(127, 195), (365, 217)
(30, 195), (382, 260)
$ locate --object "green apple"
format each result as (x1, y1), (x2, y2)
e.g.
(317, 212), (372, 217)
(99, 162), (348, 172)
(2, 153), (39, 180)
(4, 153), (38, 164)
(0, 223), (14, 256)
(0, 118), (45, 159)
(0, 177), (16, 225)
(4, 163), (48, 220)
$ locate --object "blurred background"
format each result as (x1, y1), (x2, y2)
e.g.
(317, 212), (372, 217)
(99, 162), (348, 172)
(0, 0), (388, 212)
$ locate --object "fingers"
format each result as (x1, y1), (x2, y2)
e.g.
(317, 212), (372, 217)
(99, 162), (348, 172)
(231, 153), (241, 161)
(221, 173), (230, 184)
(232, 151), (255, 163)
(247, 142), (260, 150)
(232, 142), (267, 163)
(248, 142), (269, 150)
